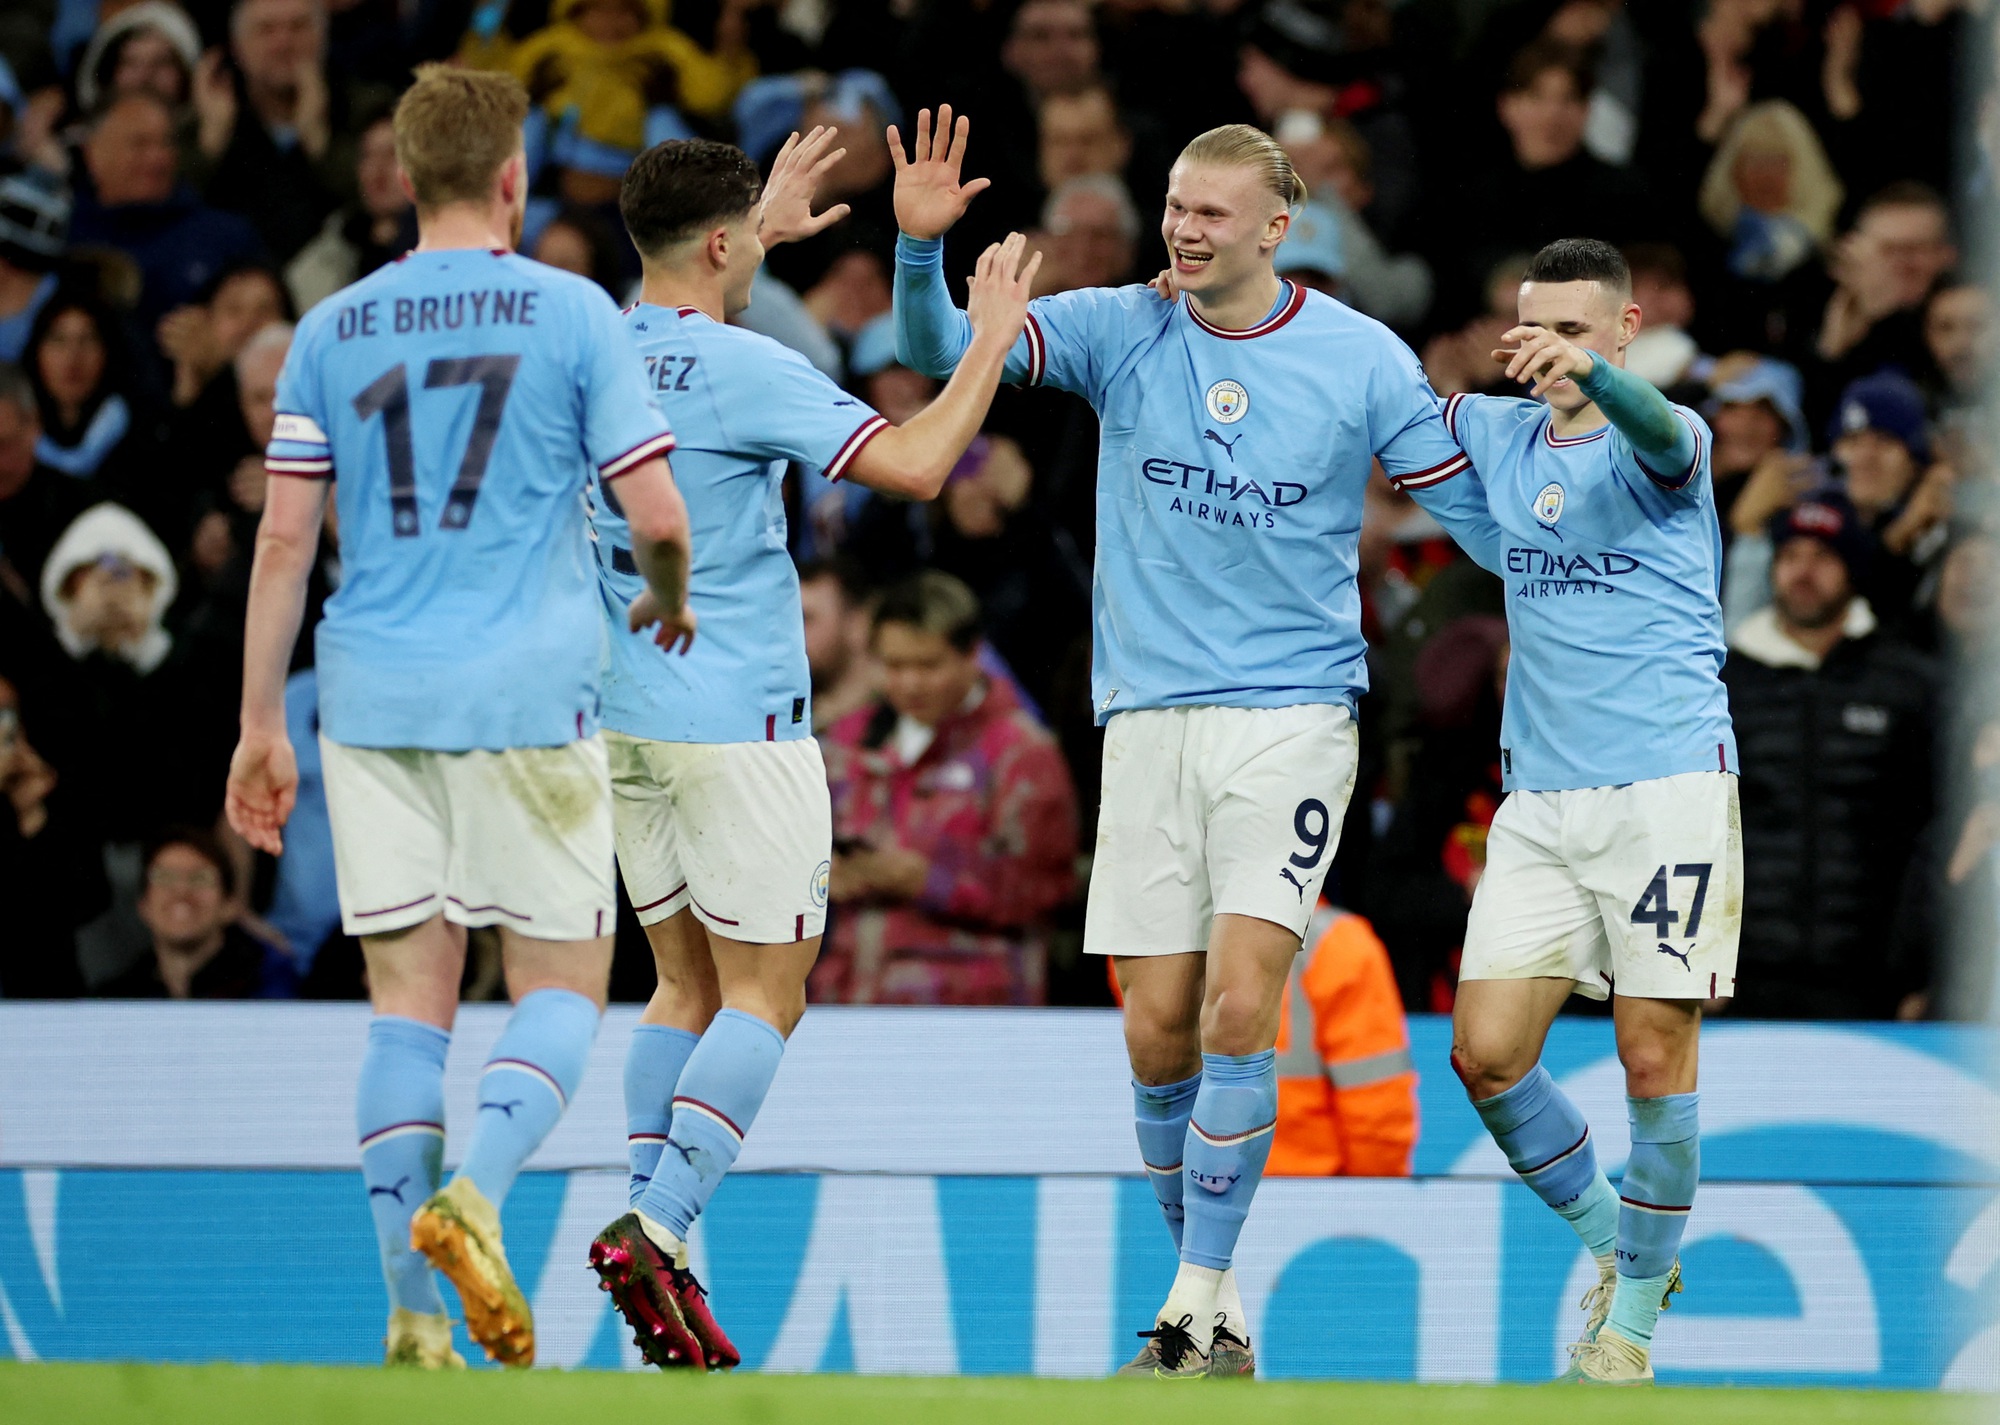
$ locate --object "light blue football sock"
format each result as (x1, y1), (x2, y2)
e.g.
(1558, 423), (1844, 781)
(1608, 1092), (1700, 1346)
(625, 1024), (700, 1208)
(1134, 1073), (1201, 1252)
(636, 1008), (786, 1240)
(456, 988), (600, 1206)
(1473, 1063), (1620, 1259)
(356, 1015), (449, 1315)
(1180, 1051), (1278, 1270)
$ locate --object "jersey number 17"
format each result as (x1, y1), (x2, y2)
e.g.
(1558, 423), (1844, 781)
(352, 355), (521, 537)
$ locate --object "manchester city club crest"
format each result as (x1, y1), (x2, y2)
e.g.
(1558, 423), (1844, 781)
(1534, 481), (1566, 525)
(811, 860), (831, 907)
(1205, 379), (1249, 424)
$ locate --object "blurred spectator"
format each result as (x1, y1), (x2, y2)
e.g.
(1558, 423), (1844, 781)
(72, 1), (201, 114)
(1723, 491), (1936, 1019)
(800, 555), (878, 734)
(1706, 354), (1807, 536)
(1274, 110), (1430, 329)
(1274, 198), (1344, 299)
(1003, 0), (1101, 107)
(1032, 174), (1139, 296)
(1803, 181), (1958, 421)
(0, 167), (69, 365)
(24, 289), (151, 483)
(1725, 372), (1948, 634)
(1037, 84), (1129, 190)
(192, 0), (394, 263)
(283, 108), (411, 313)
(1447, 40), (1652, 311)
(95, 824), (296, 997)
(150, 262), (289, 546)
(816, 571), (1078, 1005)
(1621, 243), (1707, 392)
(487, 0), (756, 151)
(1268, 903), (1418, 1178)
(0, 360), (95, 597)
(1698, 100), (1842, 285)
(531, 203), (629, 298)
(70, 91), (264, 332)
(1921, 277), (1992, 421)
(0, 674), (99, 997)
(742, 70), (901, 294)
(803, 247), (891, 340)
(1422, 253), (1531, 397)
(37, 501), (232, 844)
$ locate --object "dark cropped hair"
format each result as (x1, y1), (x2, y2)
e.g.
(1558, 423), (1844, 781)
(872, 569), (983, 653)
(1502, 39), (1590, 98)
(797, 553), (873, 605)
(143, 824), (236, 900)
(1524, 237), (1631, 296)
(620, 139), (764, 258)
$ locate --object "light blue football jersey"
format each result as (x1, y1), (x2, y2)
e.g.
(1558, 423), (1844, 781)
(590, 303), (888, 744)
(895, 236), (1495, 723)
(266, 249), (674, 751)
(1429, 392), (1737, 792)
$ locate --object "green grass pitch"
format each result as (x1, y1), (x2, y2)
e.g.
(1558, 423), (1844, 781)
(0, 1364), (1967, 1425)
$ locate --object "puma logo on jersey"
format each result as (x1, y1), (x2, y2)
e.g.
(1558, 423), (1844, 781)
(368, 1175), (411, 1203)
(1656, 942), (1693, 969)
(1279, 866), (1309, 901)
(1204, 428), (1243, 461)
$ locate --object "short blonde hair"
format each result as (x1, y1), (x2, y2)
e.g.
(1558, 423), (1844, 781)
(1176, 124), (1306, 212)
(393, 64), (529, 210)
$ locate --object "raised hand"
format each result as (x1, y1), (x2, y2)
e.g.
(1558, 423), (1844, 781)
(226, 731), (299, 856)
(888, 105), (991, 241)
(1493, 325), (1594, 399)
(966, 231), (1042, 347)
(759, 125), (853, 246)
(628, 589), (698, 654)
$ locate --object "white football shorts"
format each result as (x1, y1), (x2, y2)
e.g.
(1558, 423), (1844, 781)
(1461, 770), (1743, 1001)
(606, 731), (831, 944)
(1084, 703), (1359, 956)
(320, 735), (616, 941)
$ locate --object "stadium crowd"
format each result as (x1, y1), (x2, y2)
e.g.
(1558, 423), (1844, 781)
(0, 0), (1991, 1022)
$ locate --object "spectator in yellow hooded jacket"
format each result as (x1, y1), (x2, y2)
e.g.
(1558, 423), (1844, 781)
(462, 0), (756, 149)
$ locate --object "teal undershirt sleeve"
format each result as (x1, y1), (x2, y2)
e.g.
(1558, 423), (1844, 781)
(1575, 350), (1697, 480)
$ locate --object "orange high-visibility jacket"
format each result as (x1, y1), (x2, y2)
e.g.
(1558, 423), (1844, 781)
(1266, 905), (1419, 1176)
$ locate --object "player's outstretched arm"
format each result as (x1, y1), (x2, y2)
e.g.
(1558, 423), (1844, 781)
(615, 456), (699, 654)
(1496, 328), (1698, 484)
(851, 233), (1041, 500)
(226, 474), (327, 855)
(888, 106), (1042, 385)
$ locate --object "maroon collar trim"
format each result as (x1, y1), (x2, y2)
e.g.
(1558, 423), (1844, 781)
(1186, 280), (1305, 340)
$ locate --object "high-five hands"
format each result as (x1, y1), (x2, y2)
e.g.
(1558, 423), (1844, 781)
(627, 590), (699, 655)
(888, 105), (992, 240)
(759, 125), (853, 246)
(1493, 326), (1596, 399)
(966, 232), (1043, 345)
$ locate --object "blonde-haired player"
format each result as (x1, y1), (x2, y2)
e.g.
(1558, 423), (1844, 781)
(892, 108), (1500, 1377)
(229, 65), (693, 1369)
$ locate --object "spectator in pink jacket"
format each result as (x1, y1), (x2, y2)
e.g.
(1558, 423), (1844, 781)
(817, 571), (1079, 1005)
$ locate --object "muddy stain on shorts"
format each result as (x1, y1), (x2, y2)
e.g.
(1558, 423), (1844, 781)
(496, 746), (605, 837)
